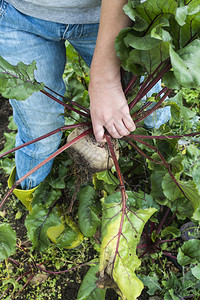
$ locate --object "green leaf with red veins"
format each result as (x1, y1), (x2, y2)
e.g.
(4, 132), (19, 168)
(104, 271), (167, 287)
(25, 204), (61, 252)
(116, 0), (200, 86)
(77, 186), (101, 237)
(98, 193), (157, 300)
(0, 56), (45, 101)
(169, 40), (200, 88)
(177, 239), (200, 266)
(162, 173), (200, 221)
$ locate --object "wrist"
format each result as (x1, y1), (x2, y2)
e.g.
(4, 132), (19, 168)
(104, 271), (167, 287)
(90, 59), (121, 85)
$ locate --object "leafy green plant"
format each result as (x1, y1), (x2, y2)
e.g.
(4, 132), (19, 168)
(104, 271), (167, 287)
(0, 0), (200, 299)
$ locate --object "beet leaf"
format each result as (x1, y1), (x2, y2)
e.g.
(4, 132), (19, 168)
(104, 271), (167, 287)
(98, 192), (157, 299)
(0, 57), (44, 100)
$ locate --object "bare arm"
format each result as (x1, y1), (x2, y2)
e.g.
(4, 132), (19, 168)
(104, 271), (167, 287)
(89, 0), (135, 142)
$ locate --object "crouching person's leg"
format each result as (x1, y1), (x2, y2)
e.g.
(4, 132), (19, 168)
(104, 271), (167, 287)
(0, 2), (66, 190)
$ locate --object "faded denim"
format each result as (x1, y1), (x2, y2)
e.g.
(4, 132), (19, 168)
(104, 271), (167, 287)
(140, 77), (171, 129)
(0, 0), (171, 189)
(0, 0), (98, 188)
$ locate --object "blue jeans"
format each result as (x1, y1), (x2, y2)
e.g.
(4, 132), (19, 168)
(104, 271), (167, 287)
(0, 1), (171, 189)
(140, 77), (171, 130)
(0, 0), (99, 189)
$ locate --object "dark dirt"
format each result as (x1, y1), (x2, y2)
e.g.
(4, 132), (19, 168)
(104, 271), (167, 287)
(0, 95), (12, 192)
(0, 95), (12, 151)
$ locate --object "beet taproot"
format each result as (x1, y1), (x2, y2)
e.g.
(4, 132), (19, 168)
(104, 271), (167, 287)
(67, 127), (119, 173)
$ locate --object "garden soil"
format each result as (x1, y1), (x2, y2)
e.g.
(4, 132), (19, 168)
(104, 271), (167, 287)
(0, 95), (12, 151)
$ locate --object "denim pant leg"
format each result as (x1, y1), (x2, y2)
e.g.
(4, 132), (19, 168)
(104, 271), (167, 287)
(0, 2), (99, 189)
(66, 23), (99, 67)
(0, 2), (66, 189)
(140, 77), (171, 129)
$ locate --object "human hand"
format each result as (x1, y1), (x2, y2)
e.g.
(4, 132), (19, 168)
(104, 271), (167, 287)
(89, 78), (136, 143)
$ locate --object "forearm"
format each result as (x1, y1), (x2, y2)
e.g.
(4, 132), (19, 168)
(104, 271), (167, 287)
(89, 0), (135, 142)
(90, 0), (132, 82)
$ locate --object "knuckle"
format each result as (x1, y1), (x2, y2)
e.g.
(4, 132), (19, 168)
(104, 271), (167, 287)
(119, 129), (129, 136)
(108, 130), (118, 139)
(113, 132), (122, 139)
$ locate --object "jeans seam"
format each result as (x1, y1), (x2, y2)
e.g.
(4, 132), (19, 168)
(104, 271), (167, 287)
(63, 24), (84, 40)
(0, 0), (7, 17)
(62, 24), (69, 40)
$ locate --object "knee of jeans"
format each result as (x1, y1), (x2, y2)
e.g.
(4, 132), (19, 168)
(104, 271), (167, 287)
(36, 132), (63, 158)
(16, 131), (63, 159)
(35, 132), (62, 159)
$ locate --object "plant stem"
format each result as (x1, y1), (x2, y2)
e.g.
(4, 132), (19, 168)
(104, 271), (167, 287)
(164, 211), (177, 228)
(124, 74), (139, 96)
(150, 222), (155, 234)
(41, 90), (90, 119)
(0, 270), (31, 299)
(8, 258), (20, 266)
(128, 61), (171, 110)
(156, 207), (171, 235)
(162, 251), (177, 260)
(0, 122), (91, 159)
(132, 86), (168, 118)
(44, 86), (90, 114)
(127, 132), (200, 140)
(134, 88), (172, 123)
(157, 238), (177, 244)
(37, 261), (95, 275)
(11, 273), (35, 300)
(106, 134), (127, 271)
(137, 244), (147, 248)
(0, 128), (92, 210)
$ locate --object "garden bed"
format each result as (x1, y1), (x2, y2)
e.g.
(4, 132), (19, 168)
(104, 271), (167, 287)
(0, 95), (165, 300)
(1, 91), (199, 299)
(0, 95), (121, 300)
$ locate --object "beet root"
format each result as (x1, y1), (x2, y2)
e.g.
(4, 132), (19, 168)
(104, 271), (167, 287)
(67, 127), (119, 173)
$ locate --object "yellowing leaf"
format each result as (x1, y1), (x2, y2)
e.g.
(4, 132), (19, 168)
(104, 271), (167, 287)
(98, 193), (157, 300)
(47, 215), (84, 249)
